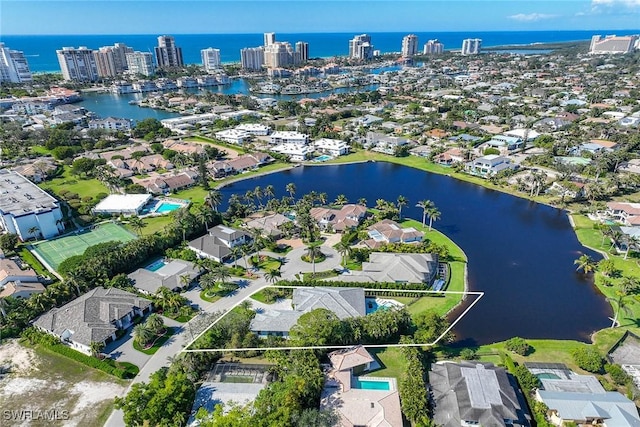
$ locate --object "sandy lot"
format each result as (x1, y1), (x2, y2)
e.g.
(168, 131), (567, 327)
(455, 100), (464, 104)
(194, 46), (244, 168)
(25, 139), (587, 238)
(0, 339), (126, 427)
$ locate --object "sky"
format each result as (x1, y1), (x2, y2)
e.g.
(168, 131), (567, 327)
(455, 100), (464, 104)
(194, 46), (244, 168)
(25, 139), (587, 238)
(1, 0), (639, 35)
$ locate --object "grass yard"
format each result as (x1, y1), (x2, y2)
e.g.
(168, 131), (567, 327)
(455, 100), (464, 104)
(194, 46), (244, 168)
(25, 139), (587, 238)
(18, 247), (50, 277)
(31, 222), (136, 271)
(0, 339), (127, 427)
(368, 347), (406, 379)
(39, 166), (109, 200)
(132, 327), (175, 355)
(124, 215), (173, 236)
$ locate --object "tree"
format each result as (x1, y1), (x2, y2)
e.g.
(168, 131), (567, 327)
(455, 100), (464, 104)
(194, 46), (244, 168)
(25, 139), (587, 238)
(574, 254), (596, 274)
(505, 337), (531, 355)
(0, 233), (19, 253)
(427, 207), (441, 231)
(304, 240), (323, 276)
(89, 341), (105, 357)
(334, 194), (348, 206)
(206, 189), (223, 212)
(145, 313), (165, 334)
(289, 308), (341, 346)
(571, 347), (605, 373)
(27, 226), (40, 241)
(398, 345), (430, 425)
(212, 265), (232, 290)
(416, 200), (434, 227)
(396, 195), (408, 220)
(133, 323), (153, 346)
(264, 185), (275, 201)
(607, 292), (632, 328)
(334, 241), (352, 266)
(286, 182), (296, 199)
(597, 258), (617, 277)
(128, 216), (146, 237)
(264, 268), (281, 284)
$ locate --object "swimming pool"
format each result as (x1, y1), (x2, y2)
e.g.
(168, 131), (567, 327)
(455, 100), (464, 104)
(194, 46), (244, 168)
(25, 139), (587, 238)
(353, 378), (391, 391)
(536, 373), (561, 380)
(365, 298), (402, 314)
(146, 258), (167, 272)
(155, 202), (183, 213)
(313, 155), (333, 162)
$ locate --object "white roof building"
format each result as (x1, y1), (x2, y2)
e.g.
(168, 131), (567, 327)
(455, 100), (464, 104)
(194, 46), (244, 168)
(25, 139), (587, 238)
(215, 129), (250, 145)
(235, 123), (271, 135)
(269, 131), (309, 145)
(270, 143), (313, 162)
(93, 194), (152, 216)
(314, 138), (349, 156)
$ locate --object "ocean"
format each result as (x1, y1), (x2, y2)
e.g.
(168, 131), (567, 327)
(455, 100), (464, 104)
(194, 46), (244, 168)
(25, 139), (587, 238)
(2, 30), (638, 73)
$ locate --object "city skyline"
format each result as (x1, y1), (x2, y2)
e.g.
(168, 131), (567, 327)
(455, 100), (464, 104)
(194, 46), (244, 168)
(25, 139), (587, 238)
(2, 0), (640, 35)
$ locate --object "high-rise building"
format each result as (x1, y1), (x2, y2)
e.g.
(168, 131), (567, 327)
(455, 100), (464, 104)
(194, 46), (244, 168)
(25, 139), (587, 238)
(201, 48), (221, 72)
(349, 34), (374, 60)
(126, 52), (155, 77)
(0, 43), (32, 83)
(240, 47), (264, 71)
(56, 46), (99, 82)
(401, 34), (419, 57)
(154, 35), (183, 68)
(295, 41), (309, 63)
(93, 48), (118, 78)
(461, 38), (482, 55)
(264, 32), (276, 47)
(590, 34), (638, 54)
(423, 39), (444, 54)
(264, 42), (295, 68)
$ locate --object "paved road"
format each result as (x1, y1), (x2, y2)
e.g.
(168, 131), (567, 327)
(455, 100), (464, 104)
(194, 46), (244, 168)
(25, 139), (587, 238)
(105, 276), (269, 427)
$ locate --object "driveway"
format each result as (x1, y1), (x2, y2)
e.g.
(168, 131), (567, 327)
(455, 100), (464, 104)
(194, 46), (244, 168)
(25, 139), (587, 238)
(103, 328), (152, 368)
(280, 245), (342, 279)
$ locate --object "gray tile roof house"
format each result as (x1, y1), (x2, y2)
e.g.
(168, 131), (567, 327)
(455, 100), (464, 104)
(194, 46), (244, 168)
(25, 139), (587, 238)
(250, 287), (365, 338)
(334, 252), (439, 285)
(245, 213), (292, 238)
(33, 287), (152, 355)
(188, 225), (251, 263)
(128, 259), (201, 294)
(430, 361), (531, 427)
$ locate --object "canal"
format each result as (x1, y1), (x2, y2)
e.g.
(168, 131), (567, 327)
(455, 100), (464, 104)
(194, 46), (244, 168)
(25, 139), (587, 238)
(218, 162), (611, 345)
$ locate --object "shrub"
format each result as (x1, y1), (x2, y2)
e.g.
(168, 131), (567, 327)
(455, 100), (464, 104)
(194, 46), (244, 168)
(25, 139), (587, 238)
(571, 347), (605, 373)
(460, 348), (477, 360)
(514, 364), (541, 394)
(505, 337), (531, 356)
(605, 363), (630, 385)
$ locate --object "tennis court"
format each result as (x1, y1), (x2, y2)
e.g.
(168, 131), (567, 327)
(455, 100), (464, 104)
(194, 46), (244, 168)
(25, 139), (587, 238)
(31, 222), (137, 271)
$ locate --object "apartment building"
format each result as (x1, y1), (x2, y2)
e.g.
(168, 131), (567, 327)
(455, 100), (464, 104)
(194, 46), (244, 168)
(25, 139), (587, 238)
(56, 46), (99, 82)
(0, 43), (32, 83)
(155, 35), (183, 68)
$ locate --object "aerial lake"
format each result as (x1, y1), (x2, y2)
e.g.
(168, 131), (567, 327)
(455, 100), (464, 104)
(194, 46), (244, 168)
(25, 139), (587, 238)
(219, 162), (611, 345)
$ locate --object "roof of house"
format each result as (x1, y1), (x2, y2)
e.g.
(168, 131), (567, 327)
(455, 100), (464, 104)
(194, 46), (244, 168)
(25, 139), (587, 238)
(0, 280), (46, 298)
(209, 225), (248, 242)
(0, 258), (38, 284)
(128, 259), (200, 294)
(245, 213), (291, 236)
(188, 235), (232, 261)
(356, 252), (438, 284)
(33, 287), (152, 346)
(430, 361), (530, 427)
(329, 345), (375, 371)
(292, 287), (366, 319)
(537, 391), (640, 426)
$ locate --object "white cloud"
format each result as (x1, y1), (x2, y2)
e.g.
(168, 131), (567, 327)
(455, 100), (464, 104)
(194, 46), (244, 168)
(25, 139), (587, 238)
(508, 13), (558, 22)
(592, 0), (640, 6)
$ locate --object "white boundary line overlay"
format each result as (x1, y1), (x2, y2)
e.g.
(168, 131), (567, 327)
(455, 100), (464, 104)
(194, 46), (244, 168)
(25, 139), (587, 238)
(181, 286), (484, 353)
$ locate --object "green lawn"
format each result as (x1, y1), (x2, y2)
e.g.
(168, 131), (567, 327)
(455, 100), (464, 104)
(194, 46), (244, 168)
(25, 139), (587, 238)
(132, 327), (175, 355)
(250, 290), (273, 304)
(368, 347), (406, 379)
(124, 215), (173, 236)
(200, 290), (222, 303)
(18, 246), (50, 277)
(39, 167), (109, 200)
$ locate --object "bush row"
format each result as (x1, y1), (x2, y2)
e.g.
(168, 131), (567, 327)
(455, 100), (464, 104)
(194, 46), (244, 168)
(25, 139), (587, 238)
(275, 279), (430, 291)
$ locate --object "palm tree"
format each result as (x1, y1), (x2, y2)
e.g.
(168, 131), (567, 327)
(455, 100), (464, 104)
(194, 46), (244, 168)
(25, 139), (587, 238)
(334, 241), (352, 266)
(318, 192), (328, 206)
(145, 313), (165, 334)
(619, 276), (639, 296)
(199, 272), (218, 294)
(230, 246), (242, 268)
(416, 200), (435, 227)
(195, 204), (214, 231)
(624, 235), (640, 260)
(574, 254), (596, 274)
(357, 198), (367, 207)
(427, 207), (441, 232)
(264, 185), (275, 201)
(90, 341), (105, 357)
(397, 195), (408, 221)
(179, 274), (192, 290)
(133, 323), (153, 346)
(305, 240), (323, 276)
(212, 265), (232, 289)
(254, 186), (263, 208)
(27, 226), (40, 241)
(206, 189), (223, 212)
(608, 292), (632, 328)
(286, 183), (296, 199)
(128, 216), (145, 237)
(264, 268), (282, 284)
(334, 194), (348, 206)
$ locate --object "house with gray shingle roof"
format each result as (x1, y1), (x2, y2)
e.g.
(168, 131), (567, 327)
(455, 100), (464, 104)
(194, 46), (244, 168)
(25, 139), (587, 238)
(33, 287), (152, 355)
(128, 259), (201, 294)
(337, 252), (438, 285)
(249, 287), (365, 338)
(188, 225), (251, 263)
(430, 361), (531, 427)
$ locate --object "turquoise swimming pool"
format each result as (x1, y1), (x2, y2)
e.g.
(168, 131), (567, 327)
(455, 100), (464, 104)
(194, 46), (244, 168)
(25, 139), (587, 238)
(146, 258), (167, 272)
(313, 155), (333, 162)
(353, 378), (391, 391)
(155, 202), (182, 213)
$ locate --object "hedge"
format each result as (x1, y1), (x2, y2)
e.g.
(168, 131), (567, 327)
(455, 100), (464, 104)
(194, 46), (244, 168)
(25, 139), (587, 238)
(43, 342), (138, 379)
(275, 279), (430, 291)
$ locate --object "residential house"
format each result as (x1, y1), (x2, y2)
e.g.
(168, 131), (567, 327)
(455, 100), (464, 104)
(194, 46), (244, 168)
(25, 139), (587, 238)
(482, 135), (524, 152)
(339, 252), (439, 285)
(365, 132), (408, 154)
(0, 281), (46, 299)
(434, 147), (466, 166)
(465, 154), (516, 177)
(12, 159), (58, 183)
(188, 225), (251, 263)
(618, 159), (640, 175)
(244, 213), (292, 238)
(0, 257), (44, 299)
(604, 202), (640, 226)
(128, 259), (201, 294)
(208, 161), (234, 178)
(309, 204), (367, 232)
(162, 140), (205, 156)
(226, 155), (259, 172)
(135, 171), (198, 194)
(235, 123), (271, 135)
(270, 143), (313, 162)
(354, 114), (383, 127)
(250, 287), (365, 338)
(365, 219), (424, 248)
(313, 138), (350, 156)
(528, 362), (640, 427)
(33, 287), (152, 355)
(409, 145), (431, 158)
(88, 117), (132, 131)
(430, 361), (531, 427)
(546, 181), (585, 201)
(321, 346), (403, 427)
(269, 131), (309, 145)
(215, 129), (250, 145)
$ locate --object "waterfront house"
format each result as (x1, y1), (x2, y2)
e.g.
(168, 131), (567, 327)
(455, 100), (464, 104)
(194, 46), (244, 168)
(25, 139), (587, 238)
(465, 154), (516, 177)
(128, 259), (201, 294)
(604, 202), (640, 226)
(313, 138), (350, 156)
(349, 252), (439, 285)
(0, 257), (44, 299)
(33, 287), (152, 355)
(188, 225), (251, 263)
(310, 204), (367, 233)
(244, 213), (292, 238)
(365, 219), (424, 248)
(430, 361), (531, 427)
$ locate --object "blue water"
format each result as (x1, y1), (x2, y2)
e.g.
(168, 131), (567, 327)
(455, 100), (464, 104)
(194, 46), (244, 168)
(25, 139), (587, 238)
(313, 155), (333, 162)
(217, 162), (611, 345)
(155, 202), (182, 213)
(146, 258), (167, 272)
(353, 378), (391, 391)
(2, 30), (637, 72)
